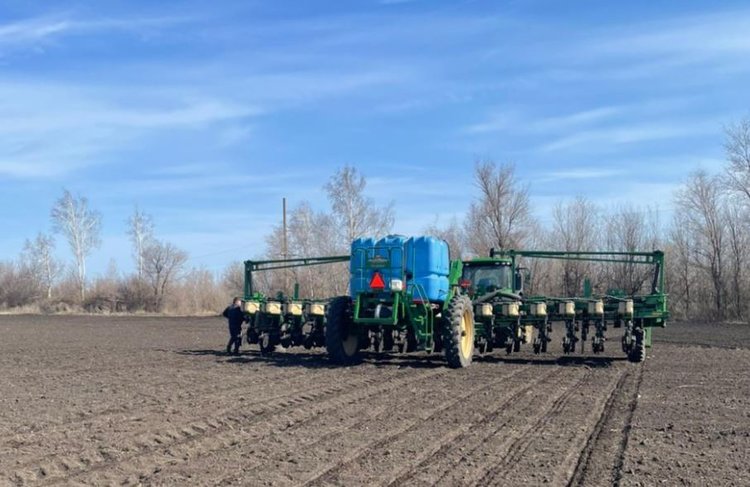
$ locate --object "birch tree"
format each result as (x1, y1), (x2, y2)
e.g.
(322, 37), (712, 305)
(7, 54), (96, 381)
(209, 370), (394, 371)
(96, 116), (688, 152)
(127, 206), (154, 281)
(324, 165), (394, 251)
(22, 233), (63, 300)
(50, 190), (102, 302)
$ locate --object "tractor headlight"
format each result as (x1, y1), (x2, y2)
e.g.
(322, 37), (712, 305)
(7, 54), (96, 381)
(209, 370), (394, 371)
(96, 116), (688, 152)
(390, 279), (404, 292)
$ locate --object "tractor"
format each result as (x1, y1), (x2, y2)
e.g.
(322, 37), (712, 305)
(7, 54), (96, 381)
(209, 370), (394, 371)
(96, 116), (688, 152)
(325, 235), (475, 368)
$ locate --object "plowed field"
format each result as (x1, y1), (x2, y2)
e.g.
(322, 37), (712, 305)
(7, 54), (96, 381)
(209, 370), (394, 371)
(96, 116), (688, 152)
(1, 316), (748, 486)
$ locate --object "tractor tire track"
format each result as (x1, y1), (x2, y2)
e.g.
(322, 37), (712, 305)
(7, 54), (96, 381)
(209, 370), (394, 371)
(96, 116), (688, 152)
(8, 368), (405, 486)
(26, 368), (448, 487)
(365, 367), (567, 487)
(466, 367), (597, 486)
(0, 363), (297, 442)
(474, 366), (625, 486)
(300, 366), (539, 487)
(200, 367), (528, 486)
(3, 365), (389, 477)
(566, 366), (642, 486)
(383, 366), (571, 487)
(613, 364), (645, 487)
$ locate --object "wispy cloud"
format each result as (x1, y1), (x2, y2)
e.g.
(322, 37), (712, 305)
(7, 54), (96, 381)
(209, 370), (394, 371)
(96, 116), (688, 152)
(540, 119), (717, 152)
(465, 106), (623, 135)
(0, 80), (258, 179)
(539, 168), (626, 182)
(0, 14), (192, 50)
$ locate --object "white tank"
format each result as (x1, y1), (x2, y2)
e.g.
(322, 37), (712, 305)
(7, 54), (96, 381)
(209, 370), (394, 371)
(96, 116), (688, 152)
(475, 303), (493, 317)
(285, 302), (303, 316)
(307, 303), (326, 316)
(618, 299), (634, 316)
(558, 301), (575, 316)
(502, 302), (520, 317)
(264, 301), (282, 315)
(530, 302), (547, 317)
(588, 300), (604, 315)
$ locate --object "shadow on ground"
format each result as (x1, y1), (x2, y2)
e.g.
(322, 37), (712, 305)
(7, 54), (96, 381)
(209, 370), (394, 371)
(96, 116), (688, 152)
(176, 348), (447, 369)
(476, 353), (626, 368)
(177, 348), (624, 369)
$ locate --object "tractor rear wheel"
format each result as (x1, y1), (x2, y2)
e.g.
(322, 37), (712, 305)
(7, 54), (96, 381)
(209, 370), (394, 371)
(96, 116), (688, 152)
(326, 296), (361, 365)
(443, 294), (475, 368)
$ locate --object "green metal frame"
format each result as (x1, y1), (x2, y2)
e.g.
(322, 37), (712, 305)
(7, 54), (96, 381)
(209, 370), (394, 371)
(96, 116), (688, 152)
(243, 255), (349, 299)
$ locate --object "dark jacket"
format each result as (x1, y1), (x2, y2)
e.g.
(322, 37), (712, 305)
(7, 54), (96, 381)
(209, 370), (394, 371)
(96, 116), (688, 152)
(223, 305), (246, 329)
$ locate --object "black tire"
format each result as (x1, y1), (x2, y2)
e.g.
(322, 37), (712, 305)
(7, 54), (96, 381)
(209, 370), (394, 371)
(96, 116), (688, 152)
(443, 294), (474, 368)
(629, 336), (646, 363)
(259, 333), (276, 355)
(326, 296), (361, 365)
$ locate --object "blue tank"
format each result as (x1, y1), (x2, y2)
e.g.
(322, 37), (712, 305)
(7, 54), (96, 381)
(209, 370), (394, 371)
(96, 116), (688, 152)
(405, 236), (450, 302)
(348, 235), (449, 303)
(349, 235), (406, 295)
(350, 237), (375, 296)
(373, 235), (407, 291)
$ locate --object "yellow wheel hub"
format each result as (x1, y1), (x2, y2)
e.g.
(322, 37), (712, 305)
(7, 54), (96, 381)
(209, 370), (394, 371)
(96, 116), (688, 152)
(460, 311), (474, 358)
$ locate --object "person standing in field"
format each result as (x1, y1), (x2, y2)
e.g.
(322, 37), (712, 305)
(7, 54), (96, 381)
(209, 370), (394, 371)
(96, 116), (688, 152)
(222, 297), (247, 355)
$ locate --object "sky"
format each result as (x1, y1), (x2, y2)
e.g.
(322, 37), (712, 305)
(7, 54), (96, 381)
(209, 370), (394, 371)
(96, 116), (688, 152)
(1, 0), (749, 276)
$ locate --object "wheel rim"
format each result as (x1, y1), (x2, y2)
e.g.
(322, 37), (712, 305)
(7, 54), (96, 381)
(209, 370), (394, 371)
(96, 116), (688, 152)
(460, 310), (473, 358)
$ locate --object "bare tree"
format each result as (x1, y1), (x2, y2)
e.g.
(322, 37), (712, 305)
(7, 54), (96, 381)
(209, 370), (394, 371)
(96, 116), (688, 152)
(724, 201), (749, 319)
(666, 211), (695, 319)
(550, 196), (599, 296)
(675, 171), (726, 317)
(605, 205), (660, 294)
(22, 233), (63, 300)
(263, 202), (345, 298)
(50, 190), (102, 302)
(465, 160), (532, 256)
(724, 116), (750, 202)
(324, 165), (394, 251)
(143, 240), (188, 311)
(127, 206), (154, 281)
(222, 261), (245, 297)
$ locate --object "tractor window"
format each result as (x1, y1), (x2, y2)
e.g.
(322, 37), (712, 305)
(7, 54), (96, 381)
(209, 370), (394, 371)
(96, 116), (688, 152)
(462, 265), (512, 292)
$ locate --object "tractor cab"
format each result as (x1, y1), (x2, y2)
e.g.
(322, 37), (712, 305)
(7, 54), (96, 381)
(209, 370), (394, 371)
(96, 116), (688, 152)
(460, 258), (516, 296)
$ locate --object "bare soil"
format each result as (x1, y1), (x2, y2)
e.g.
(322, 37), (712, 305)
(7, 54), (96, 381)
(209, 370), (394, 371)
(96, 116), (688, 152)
(0, 315), (748, 486)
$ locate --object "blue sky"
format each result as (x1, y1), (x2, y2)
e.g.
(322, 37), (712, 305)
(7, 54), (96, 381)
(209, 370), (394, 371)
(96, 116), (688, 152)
(1, 0), (748, 275)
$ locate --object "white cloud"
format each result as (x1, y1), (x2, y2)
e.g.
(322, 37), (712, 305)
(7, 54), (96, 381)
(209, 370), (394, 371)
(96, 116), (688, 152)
(539, 168), (626, 182)
(540, 120), (718, 152)
(0, 81), (259, 179)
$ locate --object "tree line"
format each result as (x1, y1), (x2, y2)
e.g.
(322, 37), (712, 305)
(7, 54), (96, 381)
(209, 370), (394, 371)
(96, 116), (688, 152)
(1, 117), (749, 321)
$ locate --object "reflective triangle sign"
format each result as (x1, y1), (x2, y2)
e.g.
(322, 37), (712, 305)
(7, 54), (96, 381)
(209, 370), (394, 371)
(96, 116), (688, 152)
(369, 271), (386, 290)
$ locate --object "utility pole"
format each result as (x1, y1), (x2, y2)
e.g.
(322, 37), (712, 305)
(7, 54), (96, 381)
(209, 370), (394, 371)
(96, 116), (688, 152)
(282, 197), (288, 294)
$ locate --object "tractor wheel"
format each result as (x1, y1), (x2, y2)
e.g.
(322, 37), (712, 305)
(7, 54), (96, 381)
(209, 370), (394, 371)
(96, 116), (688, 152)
(443, 294), (475, 368)
(326, 296), (361, 365)
(259, 333), (276, 355)
(629, 336), (646, 363)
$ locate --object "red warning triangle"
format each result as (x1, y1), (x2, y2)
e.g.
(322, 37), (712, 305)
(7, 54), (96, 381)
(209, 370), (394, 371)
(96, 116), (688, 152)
(369, 271), (386, 290)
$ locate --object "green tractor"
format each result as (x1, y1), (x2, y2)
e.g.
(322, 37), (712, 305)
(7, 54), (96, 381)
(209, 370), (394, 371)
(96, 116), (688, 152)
(326, 236), (476, 368)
